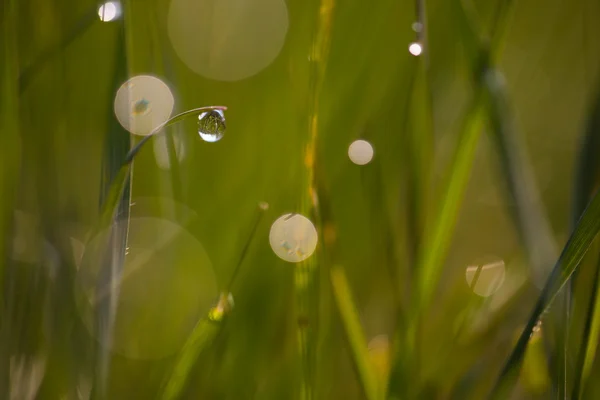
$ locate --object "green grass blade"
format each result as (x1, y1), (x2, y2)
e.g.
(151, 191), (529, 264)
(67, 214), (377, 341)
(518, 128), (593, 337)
(330, 266), (380, 400)
(485, 71), (557, 284)
(572, 256), (600, 399)
(570, 82), (600, 400)
(491, 188), (600, 398)
(160, 309), (228, 400)
(572, 85), (600, 223)
(415, 93), (485, 309)
(0, 0), (21, 394)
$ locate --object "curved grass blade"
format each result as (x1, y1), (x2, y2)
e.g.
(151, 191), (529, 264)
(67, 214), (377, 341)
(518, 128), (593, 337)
(330, 266), (380, 400)
(491, 188), (600, 399)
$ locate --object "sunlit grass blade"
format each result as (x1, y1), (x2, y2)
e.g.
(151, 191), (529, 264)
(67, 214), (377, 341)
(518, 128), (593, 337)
(415, 93), (485, 310)
(491, 188), (600, 399)
(160, 313), (225, 400)
(161, 203), (265, 399)
(330, 265), (380, 400)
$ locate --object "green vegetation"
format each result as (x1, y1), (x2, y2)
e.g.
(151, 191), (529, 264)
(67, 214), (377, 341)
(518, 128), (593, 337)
(2, 0), (600, 399)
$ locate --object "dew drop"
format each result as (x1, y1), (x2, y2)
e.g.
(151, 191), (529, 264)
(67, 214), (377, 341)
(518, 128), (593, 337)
(208, 292), (235, 322)
(198, 109), (226, 142)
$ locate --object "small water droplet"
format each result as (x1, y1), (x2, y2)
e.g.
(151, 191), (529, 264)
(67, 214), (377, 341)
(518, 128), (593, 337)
(208, 292), (234, 322)
(198, 109), (226, 142)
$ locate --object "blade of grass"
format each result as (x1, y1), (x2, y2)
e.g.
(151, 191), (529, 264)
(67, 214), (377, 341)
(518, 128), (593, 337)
(160, 203), (266, 399)
(0, 0), (21, 395)
(160, 311), (227, 400)
(572, 255), (600, 399)
(570, 82), (600, 400)
(484, 67), (558, 292)
(330, 265), (380, 400)
(491, 188), (600, 399)
(414, 90), (485, 310)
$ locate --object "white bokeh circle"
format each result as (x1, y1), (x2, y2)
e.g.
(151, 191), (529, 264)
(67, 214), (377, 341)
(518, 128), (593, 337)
(269, 214), (318, 263)
(98, 2), (121, 22)
(348, 140), (374, 165)
(114, 75), (174, 136)
(167, 0), (289, 81)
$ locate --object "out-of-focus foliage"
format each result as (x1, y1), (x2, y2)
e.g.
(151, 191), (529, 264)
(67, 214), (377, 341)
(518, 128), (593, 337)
(2, 0), (600, 399)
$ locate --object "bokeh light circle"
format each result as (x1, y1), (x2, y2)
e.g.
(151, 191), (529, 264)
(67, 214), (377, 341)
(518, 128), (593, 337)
(114, 75), (174, 136)
(348, 140), (374, 165)
(75, 217), (217, 359)
(167, 0), (289, 81)
(269, 213), (318, 263)
(98, 2), (121, 22)
(465, 257), (506, 297)
(409, 42), (423, 56)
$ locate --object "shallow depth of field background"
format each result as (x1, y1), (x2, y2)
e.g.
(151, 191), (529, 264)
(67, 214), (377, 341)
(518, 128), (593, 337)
(2, 0), (600, 399)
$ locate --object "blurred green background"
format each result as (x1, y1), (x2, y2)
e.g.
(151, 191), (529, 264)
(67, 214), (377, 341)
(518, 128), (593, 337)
(2, 0), (600, 398)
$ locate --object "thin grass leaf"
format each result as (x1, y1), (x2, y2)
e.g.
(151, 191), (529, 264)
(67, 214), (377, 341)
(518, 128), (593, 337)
(330, 265), (380, 400)
(570, 83), (600, 400)
(160, 316), (224, 400)
(491, 188), (600, 399)
(0, 0), (21, 394)
(415, 93), (485, 309)
(161, 203), (265, 399)
(485, 69), (558, 289)
(572, 256), (600, 399)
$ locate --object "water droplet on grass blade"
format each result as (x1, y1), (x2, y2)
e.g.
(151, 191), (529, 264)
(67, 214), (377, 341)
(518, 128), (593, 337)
(208, 292), (234, 322)
(198, 109), (226, 142)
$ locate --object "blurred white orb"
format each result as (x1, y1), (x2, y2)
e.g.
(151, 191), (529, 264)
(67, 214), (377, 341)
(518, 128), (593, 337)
(409, 42), (423, 56)
(98, 2), (121, 22)
(114, 75), (174, 136)
(348, 140), (374, 165)
(269, 214), (318, 263)
(167, 0), (289, 81)
(465, 257), (506, 297)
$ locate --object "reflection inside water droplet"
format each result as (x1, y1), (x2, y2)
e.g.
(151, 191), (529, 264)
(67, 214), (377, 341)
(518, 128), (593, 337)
(198, 109), (226, 142)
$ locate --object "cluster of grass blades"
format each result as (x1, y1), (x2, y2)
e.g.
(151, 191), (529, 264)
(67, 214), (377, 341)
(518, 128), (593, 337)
(2, 0), (600, 399)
